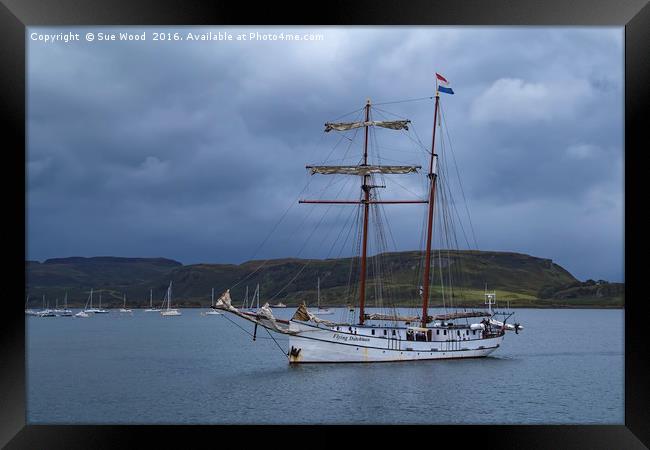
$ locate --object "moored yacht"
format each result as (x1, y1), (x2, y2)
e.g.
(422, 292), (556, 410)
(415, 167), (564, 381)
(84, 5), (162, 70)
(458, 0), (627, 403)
(160, 281), (181, 316)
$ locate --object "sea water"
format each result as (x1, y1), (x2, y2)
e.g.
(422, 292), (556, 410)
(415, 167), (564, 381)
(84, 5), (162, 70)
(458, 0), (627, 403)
(26, 308), (624, 424)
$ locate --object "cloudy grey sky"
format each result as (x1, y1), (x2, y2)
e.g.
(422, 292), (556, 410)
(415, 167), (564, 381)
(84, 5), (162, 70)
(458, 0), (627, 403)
(27, 27), (624, 282)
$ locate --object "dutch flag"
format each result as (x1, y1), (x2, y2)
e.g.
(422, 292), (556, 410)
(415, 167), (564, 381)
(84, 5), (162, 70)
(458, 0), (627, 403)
(436, 73), (454, 95)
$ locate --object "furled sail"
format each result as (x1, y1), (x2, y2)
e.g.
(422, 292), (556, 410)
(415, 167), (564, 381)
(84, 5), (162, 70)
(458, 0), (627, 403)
(292, 303), (338, 326)
(307, 165), (421, 176)
(433, 311), (491, 321)
(324, 120), (411, 132)
(363, 313), (421, 322)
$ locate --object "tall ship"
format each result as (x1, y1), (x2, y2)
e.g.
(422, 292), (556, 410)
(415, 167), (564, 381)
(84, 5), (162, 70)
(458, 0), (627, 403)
(213, 74), (523, 363)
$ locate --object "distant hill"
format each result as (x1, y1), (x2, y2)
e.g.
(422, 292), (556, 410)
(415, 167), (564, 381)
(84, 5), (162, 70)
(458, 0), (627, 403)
(24, 251), (623, 308)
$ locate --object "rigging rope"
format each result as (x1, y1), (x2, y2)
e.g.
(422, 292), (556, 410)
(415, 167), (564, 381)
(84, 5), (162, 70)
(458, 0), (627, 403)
(219, 313), (273, 340)
(440, 103), (479, 250)
(264, 326), (289, 360)
(373, 96), (435, 106)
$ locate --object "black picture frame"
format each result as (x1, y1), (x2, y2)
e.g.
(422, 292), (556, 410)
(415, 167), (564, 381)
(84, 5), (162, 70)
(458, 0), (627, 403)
(3, 0), (648, 448)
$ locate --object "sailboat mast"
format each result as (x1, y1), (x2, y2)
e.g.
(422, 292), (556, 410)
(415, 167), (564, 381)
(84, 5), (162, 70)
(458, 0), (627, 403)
(317, 277), (320, 309)
(420, 90), (441, 328)
(150, 289), (153, 308)
(358, 99), (371, 325)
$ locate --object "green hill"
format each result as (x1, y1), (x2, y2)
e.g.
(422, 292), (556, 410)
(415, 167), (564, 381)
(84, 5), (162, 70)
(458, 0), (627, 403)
(24, 251), (623, 309)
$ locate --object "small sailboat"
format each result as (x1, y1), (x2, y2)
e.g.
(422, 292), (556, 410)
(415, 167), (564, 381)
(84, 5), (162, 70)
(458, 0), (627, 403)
(240, 286), (249, 310)
(94, 292), (109, 313)
(76, 289), (93, 317)
(205, 288), (222, 315)
(144, 289), (161, 312)
(85, 289), (108, 314)
(25, 294), (39, 316)
(56, 292), (73, 316)
(119, 294), (132, 313)
(245, 284), (260, 311)
(160, 281), (181, 316)
(37, 295), (56, 317)
(308, 277), (333, 315)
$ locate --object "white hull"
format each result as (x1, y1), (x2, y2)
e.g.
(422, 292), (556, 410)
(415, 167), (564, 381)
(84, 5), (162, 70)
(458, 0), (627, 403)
(161, 310), (181, 316)
(204, 311), (222, 315)
(287, 322), (504, 363)
(144, 309), (161, 312)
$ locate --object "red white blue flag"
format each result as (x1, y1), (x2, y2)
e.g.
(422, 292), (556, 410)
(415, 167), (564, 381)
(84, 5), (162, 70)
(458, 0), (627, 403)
(436, 73), (454, 95)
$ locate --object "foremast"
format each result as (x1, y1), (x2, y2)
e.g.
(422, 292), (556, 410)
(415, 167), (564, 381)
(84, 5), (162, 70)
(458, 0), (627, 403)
(300, 99), (424, 325)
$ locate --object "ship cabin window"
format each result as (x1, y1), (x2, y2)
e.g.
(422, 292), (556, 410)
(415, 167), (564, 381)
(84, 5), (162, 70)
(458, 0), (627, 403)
(348, 327), (352, 332)
(392, 330), (396, 336)
(472, 330), (476, 335)
(457, 330), (461, 336)
(443, 330), (447, 336)
(371, 329), (375, 336)
(436, 330), (440, 335)
(403, 329), (426, 342)
(383, 329), (387, 336)
(466, 330), (469, 336)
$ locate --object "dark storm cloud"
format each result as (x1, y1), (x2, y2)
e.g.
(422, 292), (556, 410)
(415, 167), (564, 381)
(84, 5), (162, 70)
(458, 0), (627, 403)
(27, 27), (623, 281)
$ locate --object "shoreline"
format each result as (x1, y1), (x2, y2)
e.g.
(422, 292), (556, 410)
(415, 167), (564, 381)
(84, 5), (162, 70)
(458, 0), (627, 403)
(52, 304), (624, 310)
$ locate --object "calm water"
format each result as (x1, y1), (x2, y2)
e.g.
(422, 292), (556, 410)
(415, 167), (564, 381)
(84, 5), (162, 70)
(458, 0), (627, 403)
(26, 308), (624, 424)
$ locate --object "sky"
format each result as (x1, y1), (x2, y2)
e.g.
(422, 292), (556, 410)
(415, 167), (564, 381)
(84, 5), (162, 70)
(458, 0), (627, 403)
(26, 26), (624, 282)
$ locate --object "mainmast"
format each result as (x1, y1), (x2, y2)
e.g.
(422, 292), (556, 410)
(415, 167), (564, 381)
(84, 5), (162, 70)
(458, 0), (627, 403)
(420, 90), (441, 328)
